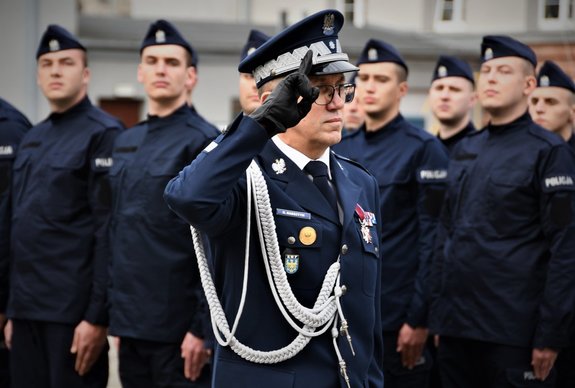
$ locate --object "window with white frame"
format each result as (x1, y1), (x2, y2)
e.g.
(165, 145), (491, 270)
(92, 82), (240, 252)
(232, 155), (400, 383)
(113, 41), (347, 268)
(335, 0), (366, 28)
(434, 0), (465, 32)
(538, 0), (575, 29)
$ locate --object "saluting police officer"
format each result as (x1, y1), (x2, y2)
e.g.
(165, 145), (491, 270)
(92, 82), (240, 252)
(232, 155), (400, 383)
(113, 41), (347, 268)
(4, 25), (123, 387)
(428, 55), (477, 153)
(0, 97), (31, 387)
(107, 20), (218, 388)
(430, 35), (575, 388)
(164, 9), (384, 388)
(238, 29), (269, 115)
(333, 39), (448, 388)
(529, 61), (575, 149)
(528, 60), (575, 388)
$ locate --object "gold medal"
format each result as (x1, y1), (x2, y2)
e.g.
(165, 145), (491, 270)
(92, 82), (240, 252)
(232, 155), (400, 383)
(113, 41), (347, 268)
(299, 226), (317, 246)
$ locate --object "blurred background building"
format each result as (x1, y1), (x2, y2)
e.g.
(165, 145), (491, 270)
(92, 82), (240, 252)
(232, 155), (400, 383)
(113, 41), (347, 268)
(1, 0), (573, 129)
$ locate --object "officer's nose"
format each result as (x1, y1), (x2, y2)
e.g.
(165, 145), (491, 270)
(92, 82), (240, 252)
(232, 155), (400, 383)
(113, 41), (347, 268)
(155, 61), (167, 74)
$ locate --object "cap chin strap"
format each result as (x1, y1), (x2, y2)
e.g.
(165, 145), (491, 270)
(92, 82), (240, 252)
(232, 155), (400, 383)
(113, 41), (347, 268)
(190, 160), (353, 386)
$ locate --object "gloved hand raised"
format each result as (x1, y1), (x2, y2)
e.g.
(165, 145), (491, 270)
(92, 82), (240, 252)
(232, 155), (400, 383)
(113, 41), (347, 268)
(250, 50), (320, 137)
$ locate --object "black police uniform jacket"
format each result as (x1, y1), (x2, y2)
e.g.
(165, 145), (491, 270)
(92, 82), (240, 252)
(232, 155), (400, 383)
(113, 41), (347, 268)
(333, 114), (449, 331)
(8, 97), (123, 325)
(164, 115), (384, 388)
(430, 112), (575, 349)
(0, 99), (31, 313)
(108, 104), (219, 342)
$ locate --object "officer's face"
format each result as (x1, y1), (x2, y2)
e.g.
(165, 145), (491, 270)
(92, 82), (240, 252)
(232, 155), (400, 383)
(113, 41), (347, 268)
(37, 49), (89, 110)
(529, 87), (575, 135)
(477, 57), (536, 114)
(239, 72), (261, 115)
(342, 92), (364, 131)
(429, 77), (476, 126)
(355, 62), (407, 117)
(277, 73), (346, 159)
(138, 45), (194, 103)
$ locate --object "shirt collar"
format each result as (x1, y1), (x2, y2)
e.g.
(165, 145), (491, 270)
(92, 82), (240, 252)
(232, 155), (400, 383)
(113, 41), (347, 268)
(272, 136), (332, 179)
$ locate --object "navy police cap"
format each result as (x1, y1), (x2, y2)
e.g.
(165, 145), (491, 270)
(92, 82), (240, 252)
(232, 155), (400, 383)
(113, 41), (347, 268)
(537, 60), (575, 93)
(141, 19), (197, 66)
(432, 55), (474, 85)
(240, 29), (270, 63)
(36, 24), (86, 59)
(481, 35), (537, 67)
(238, 9), (358, 88)
(356, 39), (409, 74)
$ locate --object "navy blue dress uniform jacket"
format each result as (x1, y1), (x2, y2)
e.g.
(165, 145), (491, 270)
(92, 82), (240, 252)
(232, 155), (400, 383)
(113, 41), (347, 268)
(8, 97), (123, 325)
(164, 115), (384, 388)
(333, 114), (449, 331)
(430, 112), (575, 349)
(108, 104), (218, 343)
(0, 99), (31, 313)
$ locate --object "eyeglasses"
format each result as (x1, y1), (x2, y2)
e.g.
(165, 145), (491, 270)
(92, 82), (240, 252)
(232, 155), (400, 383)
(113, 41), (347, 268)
(314, 83), (356, 105)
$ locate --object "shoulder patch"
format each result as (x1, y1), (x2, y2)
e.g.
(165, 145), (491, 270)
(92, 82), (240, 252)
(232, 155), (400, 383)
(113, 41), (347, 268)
(87, 107), (124, 130)
(543, 174), (575, 193)
(417, 168), (448, 183)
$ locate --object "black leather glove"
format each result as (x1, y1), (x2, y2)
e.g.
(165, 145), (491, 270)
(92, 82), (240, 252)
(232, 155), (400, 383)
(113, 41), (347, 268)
(249, 50), (320, 137)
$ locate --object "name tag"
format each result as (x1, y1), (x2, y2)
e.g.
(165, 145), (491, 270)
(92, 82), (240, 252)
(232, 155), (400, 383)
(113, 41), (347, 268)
(276, 208), (311, 220)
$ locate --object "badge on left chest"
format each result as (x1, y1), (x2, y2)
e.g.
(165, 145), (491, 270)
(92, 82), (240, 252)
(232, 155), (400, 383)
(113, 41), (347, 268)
(283, 248), (300, 274)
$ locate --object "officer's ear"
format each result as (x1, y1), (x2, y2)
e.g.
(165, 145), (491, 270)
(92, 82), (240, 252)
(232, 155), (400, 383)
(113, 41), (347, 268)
(523, 75), (537, 97)
(398, 81), (408, 99)
(185, 66), (197, 92)
(82, 66), (91, 87)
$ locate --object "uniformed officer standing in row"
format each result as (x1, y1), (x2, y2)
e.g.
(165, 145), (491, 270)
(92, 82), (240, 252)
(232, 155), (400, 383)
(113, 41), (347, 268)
(428, 55), (477, 153)
(334, 39), (448, 388)
(0, 98), (31, 387)
(430, 35), (575, 388)
(4, 25), (123, 387)
(341, 73), (365, 134)
(238, 29), (269, 115)
(529, 60), (575, 149)
(164, 9), (384, 387)
(528, 60), (575, 388)
(107, 19), (218, 388)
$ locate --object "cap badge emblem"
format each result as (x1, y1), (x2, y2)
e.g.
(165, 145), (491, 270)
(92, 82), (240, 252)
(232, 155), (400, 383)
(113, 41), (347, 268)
(484, 48), (494, 61)
(438, 65), (448, 78)
(49, 39), (60, 52)
(540, 75), (550, 87)
(368, 48), (378, 61)
(247, 47), (256, 56)
(322, 13), (335, 36)
(155, 30), (166, 43)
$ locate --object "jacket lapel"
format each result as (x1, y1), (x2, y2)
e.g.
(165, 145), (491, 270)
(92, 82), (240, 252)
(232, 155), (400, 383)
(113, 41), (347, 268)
(331, 153), (362, 230)
(259, 142), (340, 224)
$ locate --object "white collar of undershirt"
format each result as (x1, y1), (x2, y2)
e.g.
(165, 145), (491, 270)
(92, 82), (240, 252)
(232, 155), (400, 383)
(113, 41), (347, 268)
(272, 136), (332, 179)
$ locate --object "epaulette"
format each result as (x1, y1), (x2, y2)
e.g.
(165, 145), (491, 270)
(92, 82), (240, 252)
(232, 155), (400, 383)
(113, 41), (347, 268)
(332, 151), (371, 175)
(186, 115), (220, 138)
(528, 124), (564, 147)
(87, 107), (124, 130)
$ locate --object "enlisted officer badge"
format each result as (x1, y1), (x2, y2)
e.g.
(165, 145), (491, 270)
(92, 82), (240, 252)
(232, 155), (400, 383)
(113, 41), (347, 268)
(368, 48), (378, 61)
(155, 29), (166, 43)
(247, 47), (257, 56)
(355, 204), (376, 244)
(540, 75), (550, 87)
(284, 253), (300, 274)
(484, 47), (494, 61)
(437, 65), (448, 78)
(49, 39), (60, 52)
(322, 13), (335, 36)
(272, 158), (286, 174)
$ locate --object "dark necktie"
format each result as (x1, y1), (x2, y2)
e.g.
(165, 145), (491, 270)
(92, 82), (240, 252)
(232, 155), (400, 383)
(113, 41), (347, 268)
(304, 161), (338, 213)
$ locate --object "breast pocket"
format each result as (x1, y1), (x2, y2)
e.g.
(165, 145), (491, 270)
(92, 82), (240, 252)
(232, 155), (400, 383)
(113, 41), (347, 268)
(378, 170), (412, 221)
(274, 216), (327, 292)
(44, 151), (87, 219)
(487, 168), (534, 234)
(143, 158), (183, 223)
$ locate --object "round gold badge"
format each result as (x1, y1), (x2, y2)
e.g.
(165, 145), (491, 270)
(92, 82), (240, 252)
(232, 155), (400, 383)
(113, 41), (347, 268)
(299, 226), (317, 246)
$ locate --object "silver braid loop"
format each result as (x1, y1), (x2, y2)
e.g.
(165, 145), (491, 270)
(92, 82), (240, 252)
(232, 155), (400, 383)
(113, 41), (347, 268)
(190, 159), (343, 364)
